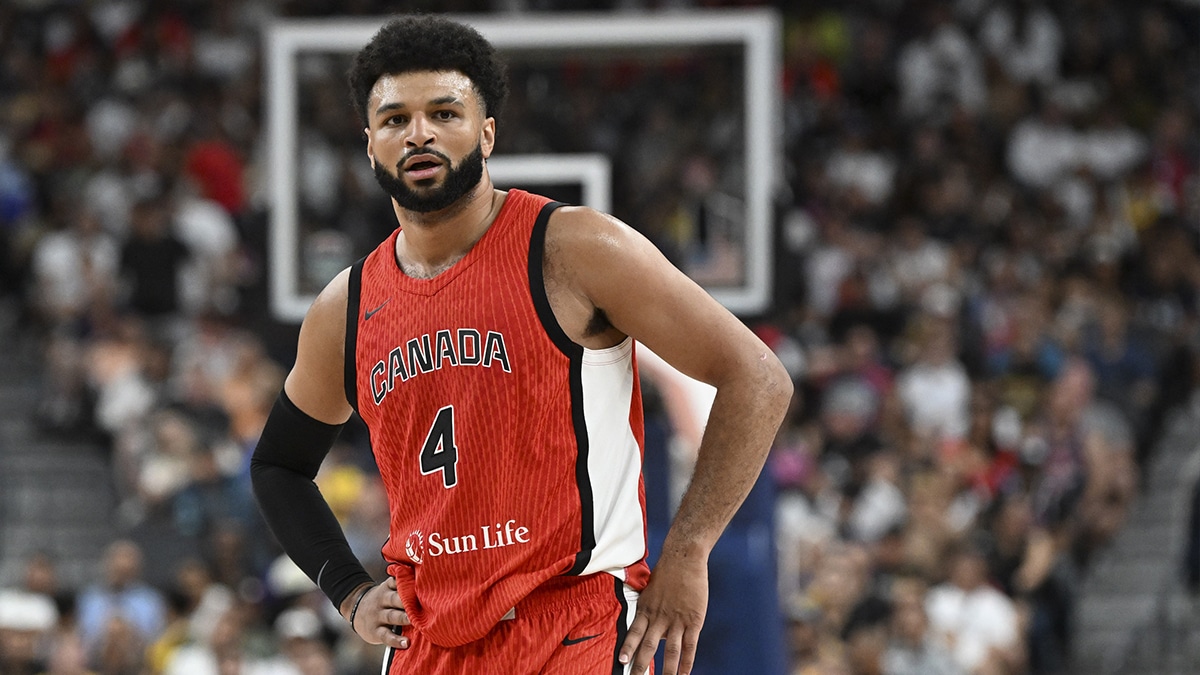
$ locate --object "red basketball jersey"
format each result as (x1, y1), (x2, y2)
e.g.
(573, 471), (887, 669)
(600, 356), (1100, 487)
(346, 190), (651, 648)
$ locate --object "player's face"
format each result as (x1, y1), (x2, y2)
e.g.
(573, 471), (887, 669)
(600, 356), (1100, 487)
(365, 70), (495, 213)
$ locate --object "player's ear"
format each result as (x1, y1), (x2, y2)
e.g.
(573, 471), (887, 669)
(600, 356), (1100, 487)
(481, 118), (495, 159)
(366, 132), (376, 168)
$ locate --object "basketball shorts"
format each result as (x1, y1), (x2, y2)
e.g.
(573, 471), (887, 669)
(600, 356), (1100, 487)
(382, 572), (649, 675)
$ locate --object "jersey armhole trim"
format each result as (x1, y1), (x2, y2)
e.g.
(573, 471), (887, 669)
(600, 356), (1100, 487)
(344, 256), (366, 413)
(527, 201), (578, 358)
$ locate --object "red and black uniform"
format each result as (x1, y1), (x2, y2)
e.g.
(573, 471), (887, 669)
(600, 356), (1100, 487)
(346, 190), (651, 673)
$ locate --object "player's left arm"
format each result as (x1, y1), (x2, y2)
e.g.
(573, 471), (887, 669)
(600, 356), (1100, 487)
(549, 207), (793, 675)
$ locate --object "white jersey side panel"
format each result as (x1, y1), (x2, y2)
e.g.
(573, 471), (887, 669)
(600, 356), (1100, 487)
(578, 337), (645, 580)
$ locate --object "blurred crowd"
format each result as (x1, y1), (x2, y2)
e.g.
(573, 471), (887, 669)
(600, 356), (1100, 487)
(764, 1), (1198, 674)
(0, 0), (1197, 674)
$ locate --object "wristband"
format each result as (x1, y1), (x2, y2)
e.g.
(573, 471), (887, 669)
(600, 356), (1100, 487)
(348, 583), (375, 635)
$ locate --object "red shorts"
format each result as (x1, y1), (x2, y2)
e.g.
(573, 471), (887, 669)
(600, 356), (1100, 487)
(382, 573), (648, 675)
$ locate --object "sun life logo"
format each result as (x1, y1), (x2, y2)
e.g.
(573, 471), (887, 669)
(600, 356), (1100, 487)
(405, 530), (425, 565)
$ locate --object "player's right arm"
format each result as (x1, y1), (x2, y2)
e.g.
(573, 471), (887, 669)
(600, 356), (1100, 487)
(284, 268), (354, 424)
(250, 268), (408, 649)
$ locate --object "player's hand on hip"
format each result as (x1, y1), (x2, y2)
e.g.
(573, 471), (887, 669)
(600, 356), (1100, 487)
(619, 553), (708, 675)
(353, 577), (411, 649)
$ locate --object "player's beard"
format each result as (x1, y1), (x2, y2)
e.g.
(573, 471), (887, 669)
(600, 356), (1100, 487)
(373, 144), (485, 214)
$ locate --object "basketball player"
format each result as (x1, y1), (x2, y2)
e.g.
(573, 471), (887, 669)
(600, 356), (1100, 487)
(250, 15), (792, 675)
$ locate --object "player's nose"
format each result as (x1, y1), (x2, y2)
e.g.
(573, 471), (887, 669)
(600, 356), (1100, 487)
(405, 113), (436, 147)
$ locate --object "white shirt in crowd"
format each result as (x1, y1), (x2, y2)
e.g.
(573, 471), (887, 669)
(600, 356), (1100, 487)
(926, 582), (1019, 673)
(31, 225), (119, 318)
(980, 4), (1063, 85)
(898, 360), (971, 440)
(897, 22), (987, 119)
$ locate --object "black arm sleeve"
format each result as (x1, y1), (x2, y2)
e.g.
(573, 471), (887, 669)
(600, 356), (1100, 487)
(250, 390), (373, 609)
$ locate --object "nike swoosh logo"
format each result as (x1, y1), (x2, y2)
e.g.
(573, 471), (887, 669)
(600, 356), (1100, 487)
(364, 299), (391, 320)
(561, 633), (602, 646)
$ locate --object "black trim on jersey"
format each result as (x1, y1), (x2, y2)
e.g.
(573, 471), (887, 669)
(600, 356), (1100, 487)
(344, 256), (366, 413)
(528, 201), (596, 575)
(611, 576), (631, 675)
(528, 201), (573, 355)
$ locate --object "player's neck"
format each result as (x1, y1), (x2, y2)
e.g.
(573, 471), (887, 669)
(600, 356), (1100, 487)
(393, 181), (505, 278)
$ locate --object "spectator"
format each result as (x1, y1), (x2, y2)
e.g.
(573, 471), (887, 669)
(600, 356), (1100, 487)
(29, 206), (118, 332)
(775, 422), (841, 603)
(1023, 360), (1100, 534)
(888, 217), (951, 307)
(896, 3), (987, 120)
(926, 543), (1024, 675)
(842, 595), (891, 675)
(821, 375), (884, 477)
(785, 597), (827, 674)
(75, 540), (166, 658)
(883, 577), (963, 675)
(1075, 401), (1138, 559)
(1082, 296), (1159, 430)
(92, 615), (146, 675)
(169, 439), (253, 541)
(85, 316), (164, 439)
(846, 451), (907, 545)
(183, 125), (248, 219)
(171, 558), (235, 649)
(987, 293), (1066, 421)
(162, 604), (293, 675)
(808, 542), (874, 639)
(115, 409), (202, 523)
(897, 316), (971, 442)
(118, 196), (190, 321)
(979, 490), (1038, 598)
(1007, 98), (1078, 191)
(273, 607), (336, 675)
(143, 588), (192, 675)
(979, 0), (1063, 86)
(19, 551), (69, 617)
(825, 124), (897, 209)
(1081, 106), (1147, 182)
(170, 183), (241, 316)
(836, 324), (895, 403)
(1145, 103), (1196, 208)
(40, 629), (97, 675)
(0, 589), (59, 675)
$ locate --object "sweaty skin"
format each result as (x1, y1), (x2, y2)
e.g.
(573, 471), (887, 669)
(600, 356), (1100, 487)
(285, 69), (792, 675)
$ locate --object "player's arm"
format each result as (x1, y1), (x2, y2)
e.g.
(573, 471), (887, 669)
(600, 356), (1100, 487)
(547, 208), (793, 675)
(249, 268), (407, 649)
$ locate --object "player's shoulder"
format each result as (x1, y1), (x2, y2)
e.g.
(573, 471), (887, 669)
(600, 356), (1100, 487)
(546, 203), (623, 230)
(544, 205), (638, 258)
(302, 266), (352, 330)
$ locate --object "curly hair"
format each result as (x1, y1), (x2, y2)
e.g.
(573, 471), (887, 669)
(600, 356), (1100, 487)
(348, 15), (509, 127)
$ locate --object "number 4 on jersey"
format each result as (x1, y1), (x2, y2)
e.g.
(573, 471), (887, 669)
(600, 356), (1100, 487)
(421, 405), (458, 488)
